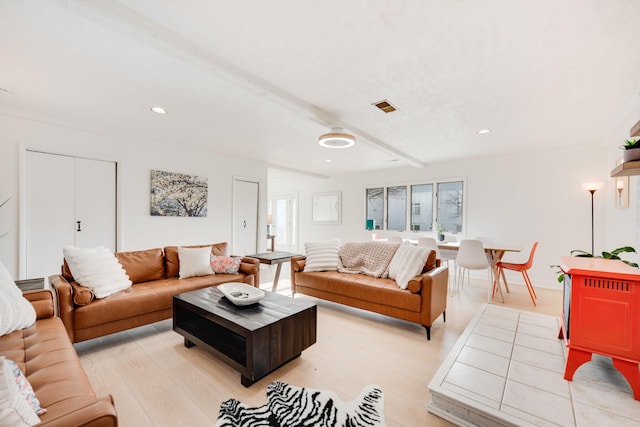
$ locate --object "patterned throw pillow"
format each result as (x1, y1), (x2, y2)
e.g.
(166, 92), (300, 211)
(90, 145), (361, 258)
(0, 356), (43, 427)
(210, 256), (242, 274)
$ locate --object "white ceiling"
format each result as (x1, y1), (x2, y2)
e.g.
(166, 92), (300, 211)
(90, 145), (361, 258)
(2, 1), (640, 177)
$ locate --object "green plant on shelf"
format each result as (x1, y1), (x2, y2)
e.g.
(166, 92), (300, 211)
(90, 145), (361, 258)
(620, 139), (640, 150)
(551, 246), (638, 283)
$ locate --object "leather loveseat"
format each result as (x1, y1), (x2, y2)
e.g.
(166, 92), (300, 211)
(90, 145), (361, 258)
(291, 253), (448, 340)
(50, 243), (260, 343)
(0, 289), (118, 426)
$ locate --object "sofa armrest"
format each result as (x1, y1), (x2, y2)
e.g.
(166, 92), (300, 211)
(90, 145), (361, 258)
(39, 395), (118, 427)
(23, 289), (55, 319)
(239, 256), (260, 287)
(49, 274), (75, 342)
(291, 256), (306, 273)
(418, 265), (448, 326)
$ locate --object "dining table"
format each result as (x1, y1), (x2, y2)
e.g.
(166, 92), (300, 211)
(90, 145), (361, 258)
(436, 241), (522, 303)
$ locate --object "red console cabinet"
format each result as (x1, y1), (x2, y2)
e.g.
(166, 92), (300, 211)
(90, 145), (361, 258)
(559, 256), (640, 399)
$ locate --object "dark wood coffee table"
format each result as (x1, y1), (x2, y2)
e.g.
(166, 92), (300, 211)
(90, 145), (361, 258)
(173, 286), (316, 386)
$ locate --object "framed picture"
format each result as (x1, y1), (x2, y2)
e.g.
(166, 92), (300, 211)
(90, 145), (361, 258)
(312, 191), (341, 224)
(150, 170), (208, 217)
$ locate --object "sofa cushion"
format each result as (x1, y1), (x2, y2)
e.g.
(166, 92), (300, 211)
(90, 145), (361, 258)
(164, 243), (228, 278)
(115, 248), (165, 283)
(73, 274), (248, 330)
(388, 245), (431, 290)
(422, 249), (438, 273)
(294, 271), (421, 312)
(303, 239), (341, 272)
(210, 256), (242, 274)
(0, 317), (111, 424)
(62, 246), (132, 298)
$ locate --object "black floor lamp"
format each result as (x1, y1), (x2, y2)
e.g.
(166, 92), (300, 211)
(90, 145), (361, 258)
(582, 182), (603, 255)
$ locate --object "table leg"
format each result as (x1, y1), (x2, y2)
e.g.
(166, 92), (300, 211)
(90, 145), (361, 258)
(271, 262), (283, 292)
(489, 250), (505, 303)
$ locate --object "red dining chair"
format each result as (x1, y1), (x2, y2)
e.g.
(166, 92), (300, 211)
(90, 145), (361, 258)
(493, 242), (539, 306)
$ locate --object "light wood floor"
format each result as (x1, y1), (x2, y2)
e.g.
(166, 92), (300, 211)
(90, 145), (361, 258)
(75, 278), (563, 426)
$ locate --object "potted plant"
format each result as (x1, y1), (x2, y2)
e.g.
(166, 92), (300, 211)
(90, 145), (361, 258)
(551, 246), (638, 283)
(621, 139), (640, 162)
(436, 223), (445, 242)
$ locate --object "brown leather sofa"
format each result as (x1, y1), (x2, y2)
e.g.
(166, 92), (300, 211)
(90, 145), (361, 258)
(0, 289), (118, 426)
(50, 243), (260, 343)
(291, 255), (448, 340)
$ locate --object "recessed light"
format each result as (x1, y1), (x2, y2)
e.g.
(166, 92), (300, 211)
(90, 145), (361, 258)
(325, 159), (332, 163)
(150, 106), (167, 115)
(477, 129), (491, 135)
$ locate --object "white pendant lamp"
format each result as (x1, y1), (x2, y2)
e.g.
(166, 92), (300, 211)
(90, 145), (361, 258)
(318, 127), (355, 148)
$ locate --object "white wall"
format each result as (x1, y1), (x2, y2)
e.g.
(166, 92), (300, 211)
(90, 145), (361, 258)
(0, 112), (268, 279)
(269, 143), (612, 288)
(604, 99), (640, 261)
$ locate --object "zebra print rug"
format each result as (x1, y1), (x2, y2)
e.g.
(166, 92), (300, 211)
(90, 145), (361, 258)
(215, 381), (385, 426)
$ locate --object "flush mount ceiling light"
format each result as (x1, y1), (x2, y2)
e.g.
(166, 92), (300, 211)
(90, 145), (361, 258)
(150, 106), (167, 115)
(318, 127), (355, 148)
(477, 128), (491, 135)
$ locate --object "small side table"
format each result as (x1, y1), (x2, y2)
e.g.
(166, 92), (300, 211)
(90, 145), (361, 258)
(15, 278), (45, 292)
(246, 251), (300, 292)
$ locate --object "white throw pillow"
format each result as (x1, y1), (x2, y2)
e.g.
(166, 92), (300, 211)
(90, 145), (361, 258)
(63, 246), (132, 299)
(303, 239), (341, 272)
(388, 244), (430, 290)
(0, 262), (36, 336)
(0, 357), (41, 426)
(178, 246), (213, 278)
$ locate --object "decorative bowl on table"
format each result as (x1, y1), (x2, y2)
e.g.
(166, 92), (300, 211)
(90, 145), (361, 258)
(218, 282), (265, 306)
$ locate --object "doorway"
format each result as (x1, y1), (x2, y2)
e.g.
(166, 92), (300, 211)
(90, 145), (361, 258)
(269, 193), (298, 252)
(232, 178), (259, 256)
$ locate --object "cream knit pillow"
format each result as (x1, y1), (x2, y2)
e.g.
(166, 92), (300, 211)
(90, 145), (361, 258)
(388, 244), (430, 290)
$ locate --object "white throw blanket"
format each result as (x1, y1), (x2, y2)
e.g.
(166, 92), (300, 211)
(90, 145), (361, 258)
(338, 241), (400, 278)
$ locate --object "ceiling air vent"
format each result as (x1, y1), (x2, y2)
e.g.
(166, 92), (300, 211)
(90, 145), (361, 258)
(372, 99), (397, 113)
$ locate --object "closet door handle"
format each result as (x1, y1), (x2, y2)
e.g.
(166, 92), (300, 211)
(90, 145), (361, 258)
(76, 221), (82, 232)
(243, 220), (247, 228)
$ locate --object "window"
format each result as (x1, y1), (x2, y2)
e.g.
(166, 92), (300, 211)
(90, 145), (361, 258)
(437, 181), (463, 233)
(411, 184), (433, 232)
(365, 180), (464, 233)
(365, 187), (384, 230)
(386, 186), (406, 231)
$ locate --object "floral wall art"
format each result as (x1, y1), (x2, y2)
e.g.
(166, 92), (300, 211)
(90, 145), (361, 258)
(150, 170), (208, 217)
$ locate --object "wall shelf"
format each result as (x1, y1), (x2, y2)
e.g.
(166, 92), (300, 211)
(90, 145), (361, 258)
(632, 119), (640, 137)
(611, 160), (640, 177)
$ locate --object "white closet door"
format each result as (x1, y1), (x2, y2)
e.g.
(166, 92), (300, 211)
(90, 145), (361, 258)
(232, 179), (258, 256)
(25, 151), (116, 280)
(74, 158), (116, 250)
(25, 152), (75, 279)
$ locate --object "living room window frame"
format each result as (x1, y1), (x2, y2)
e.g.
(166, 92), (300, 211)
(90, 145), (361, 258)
(364, 177), (467, 234)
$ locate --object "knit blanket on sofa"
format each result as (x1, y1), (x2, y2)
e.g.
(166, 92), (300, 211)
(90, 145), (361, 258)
(338, 241), (401, 278)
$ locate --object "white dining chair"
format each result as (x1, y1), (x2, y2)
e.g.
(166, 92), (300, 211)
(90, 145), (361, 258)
(418, 237), (453, 286)
(475, 236), (496, 283)
(455, 239), (491, 292)
(387, 236), (403, 243)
